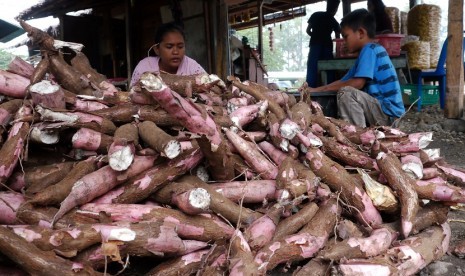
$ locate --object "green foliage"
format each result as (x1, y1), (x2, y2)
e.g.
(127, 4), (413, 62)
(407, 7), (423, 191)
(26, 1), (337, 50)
(0, 48), (15, 70)
(237, 16), (307, 72)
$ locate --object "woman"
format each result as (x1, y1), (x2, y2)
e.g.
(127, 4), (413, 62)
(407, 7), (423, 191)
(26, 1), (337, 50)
(130, 23), (206, 87)
(367, 0), (393, 34)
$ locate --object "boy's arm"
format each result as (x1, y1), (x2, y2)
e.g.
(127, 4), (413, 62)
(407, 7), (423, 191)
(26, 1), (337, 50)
(305, 77), (366, 93)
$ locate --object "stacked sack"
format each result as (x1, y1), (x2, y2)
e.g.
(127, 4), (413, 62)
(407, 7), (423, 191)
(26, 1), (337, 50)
(406, 4), (441, 68)
(385, 7), (400, 34)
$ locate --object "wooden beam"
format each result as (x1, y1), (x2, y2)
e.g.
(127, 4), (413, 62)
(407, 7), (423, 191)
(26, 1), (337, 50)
(445, 0), (464, 118)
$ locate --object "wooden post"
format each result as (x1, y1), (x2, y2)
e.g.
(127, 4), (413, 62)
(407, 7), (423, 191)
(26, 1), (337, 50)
(215, 0), (230, 80)
(445, 0), (464, 118)
(125, 0), (133, 83)
(258, 0), (263, 61)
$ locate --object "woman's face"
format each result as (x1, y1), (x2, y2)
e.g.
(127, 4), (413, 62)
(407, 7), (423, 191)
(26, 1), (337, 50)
(156, 31), (186, 74)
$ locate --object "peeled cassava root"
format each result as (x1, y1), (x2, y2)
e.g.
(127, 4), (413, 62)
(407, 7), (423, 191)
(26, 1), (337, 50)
(0, 20), (462, 275)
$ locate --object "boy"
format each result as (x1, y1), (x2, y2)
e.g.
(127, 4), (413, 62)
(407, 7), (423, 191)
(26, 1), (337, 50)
(302, 9), (405, 128)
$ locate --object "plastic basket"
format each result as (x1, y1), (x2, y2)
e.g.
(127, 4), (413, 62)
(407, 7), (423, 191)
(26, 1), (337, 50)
(401, 84), (439, 106)
(375, 34), (404, 56)
(334, 39), (358, 58)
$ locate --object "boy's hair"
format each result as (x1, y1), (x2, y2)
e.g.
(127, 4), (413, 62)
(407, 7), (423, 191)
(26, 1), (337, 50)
(154, 22), (185, 44)
(340, 9), (376, 38)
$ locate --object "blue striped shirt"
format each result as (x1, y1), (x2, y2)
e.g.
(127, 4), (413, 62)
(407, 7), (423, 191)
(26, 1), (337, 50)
(341, 43), (405, 118)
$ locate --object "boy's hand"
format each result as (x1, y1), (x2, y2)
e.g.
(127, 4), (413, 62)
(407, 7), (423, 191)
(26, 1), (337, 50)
(298, 82), (308, 92)
(298, 82), (318, 93)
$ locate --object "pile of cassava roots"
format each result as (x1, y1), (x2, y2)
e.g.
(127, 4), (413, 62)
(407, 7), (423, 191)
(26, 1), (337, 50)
(0, 21), (464, 276)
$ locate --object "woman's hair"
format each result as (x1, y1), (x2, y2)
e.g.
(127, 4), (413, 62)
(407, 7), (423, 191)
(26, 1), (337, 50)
(368, 0), (386, 14)
(154, 22), (186, 45)
(341, 9), (376, 38)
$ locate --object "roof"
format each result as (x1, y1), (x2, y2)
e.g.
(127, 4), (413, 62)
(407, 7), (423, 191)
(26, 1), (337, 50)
(18, 0), (124, 20)
(0, 20), (25, 43)
(19, 0), (365, 21)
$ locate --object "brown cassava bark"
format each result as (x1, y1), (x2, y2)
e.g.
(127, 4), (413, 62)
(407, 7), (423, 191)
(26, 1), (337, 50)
(0, 226), (101, 276)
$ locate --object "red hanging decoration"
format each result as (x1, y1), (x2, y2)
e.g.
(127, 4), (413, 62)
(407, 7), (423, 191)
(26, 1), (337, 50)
(268, 27), (273, 52)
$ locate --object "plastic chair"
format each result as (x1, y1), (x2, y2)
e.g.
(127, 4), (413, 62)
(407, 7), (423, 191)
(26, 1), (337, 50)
(415, 39), (447, 111)
(415, 37), (465, 111)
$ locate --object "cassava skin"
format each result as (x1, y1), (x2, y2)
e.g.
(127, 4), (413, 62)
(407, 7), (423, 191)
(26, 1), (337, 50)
(258, 141), (288, 165)
(48, 53), (98, 97)
(244, 204), (283, 252)
(276, 156), (319, 198)
(29, 157), (99, 206)
(0, 70), (30, 98)
(0, 99), (23, 127)
(138, 120), (181, 159)
(289, 101), (313, 130)
(91, 103), (142, 124)
(272, 202), (319, 241)
(0, 107), (31, 184)
(320, 136), (376, 170)
(159, 71), (216, 97)
(153, 175), (261, 226)
(108, 123), (139, 171)
(229, 230), (260, 275)
(72, 221), (207, 270)
(71, 128), (113, 153)
(229, 100), (268, 128)
(152, 181), (211, 215)
(377, 151), (419, 238)
(112, 148), (203, 204)
(16, 161), (76, 195)
(0, 191), (25, 224)
(145, 249), (210, 276)
(29, 55), (49, 85)
(225, 128), (278, 180)
(327, 117), (377, 147)
(229, 77), (286, 121)
(436, 163), (465, 187)
(16, 202), (99, 229)
(0, 226), (102, 276)
(36, 105), (117, 135)
(29, 80), (66, 109)
(79, 203), (234, 242)
(414, 177), (465, 203)
(208, 180), (277, 204)
(52, 155), (156, 225)
(337, 223), (451, 276)
(70, 52), (107, 86)
(141, 72), (222, 151)
(318, 227), (398, 261)
(7, 56), (34, 79)
(305, 147), (382, 227)
(294, 258), (331, 276)
(310, 113), (354, 147)
(254, 198), (340, 272)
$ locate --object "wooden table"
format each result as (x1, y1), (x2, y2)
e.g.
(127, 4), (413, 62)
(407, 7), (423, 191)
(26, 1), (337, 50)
(317, 53), (410, 85)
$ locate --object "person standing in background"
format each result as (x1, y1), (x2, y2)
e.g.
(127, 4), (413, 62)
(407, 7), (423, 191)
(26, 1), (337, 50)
(367, 0), (393, 34)
(305, 0), (341, 88)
